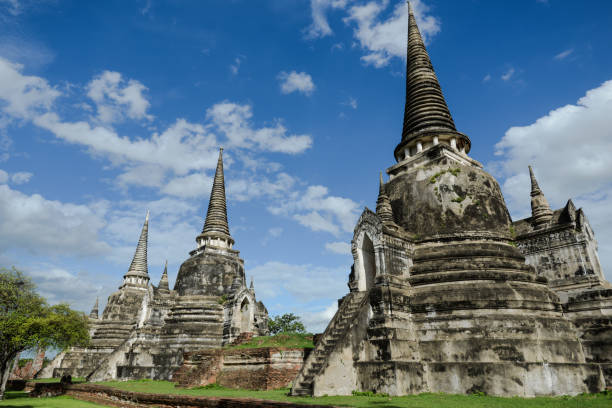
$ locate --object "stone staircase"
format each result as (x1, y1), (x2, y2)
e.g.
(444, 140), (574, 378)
(291, 291), (367, 396)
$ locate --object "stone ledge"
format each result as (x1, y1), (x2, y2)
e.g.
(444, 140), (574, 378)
(25, 382), (339, 408)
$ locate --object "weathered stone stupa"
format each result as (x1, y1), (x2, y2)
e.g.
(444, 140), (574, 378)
(291, 3), (611, 397)
(41, 148), (268, 381)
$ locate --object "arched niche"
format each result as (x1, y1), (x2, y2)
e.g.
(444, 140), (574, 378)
(240, 297), (251, 332)
(357, 233), (377, 291)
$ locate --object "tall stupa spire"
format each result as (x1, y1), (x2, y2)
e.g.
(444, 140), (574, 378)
(529, 165), (553, 228)
(196, 148), (234, 251)
(394, 2), (470, 162)
(125, 211), (150, 280)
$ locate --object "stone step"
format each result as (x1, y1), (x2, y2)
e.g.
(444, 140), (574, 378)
(292, 386), (312, 396)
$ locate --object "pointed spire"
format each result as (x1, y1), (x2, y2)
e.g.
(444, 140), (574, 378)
(89, 297), (99, 319)
(528, 166), (553, 228)
(158, 260), (169, 291)
(198, 148), (234, 248)
(376, 172), (395, 226)
(529, 165), (542, 195)
(249, 276), (254, 290)
(125, 211), (150, 279)
(394, 2), (470, 161)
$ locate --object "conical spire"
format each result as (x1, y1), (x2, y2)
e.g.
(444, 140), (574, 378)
(89, 297), (99, 319)
(394, 2), (470, 161)
(126, 211), (150, 279)
(250, 276), (254, 290)
(158, 260), (169, 291)
(376, 172), (395, 226)
(528, 166), (553, 228)
(199, 148), (233, 244)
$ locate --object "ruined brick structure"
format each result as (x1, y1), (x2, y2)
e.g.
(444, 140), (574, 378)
(291, 3), (611, 397)
(39, 148), (268, 381)
(174, 347), (308, 390)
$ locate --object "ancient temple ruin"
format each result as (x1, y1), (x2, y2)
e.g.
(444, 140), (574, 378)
(40, 148), (268, 381)
(513, 166), (610, 300)
(291, 3), (611, 397)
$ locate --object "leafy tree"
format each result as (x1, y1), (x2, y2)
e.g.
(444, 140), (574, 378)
(267, 313), (306, 335)
(0, 267), (90, 400)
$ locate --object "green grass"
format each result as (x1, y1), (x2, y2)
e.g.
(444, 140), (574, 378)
(225, 333), (314, 349)
(0, 391), (105, 407)
(95, 380), (612, 408)
(27, 377), (86, 383)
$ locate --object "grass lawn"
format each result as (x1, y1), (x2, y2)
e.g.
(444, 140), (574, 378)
(97, 380), (612, 407)
(225, 333), (314, 349)
(28, 377), (86, 383)
(0, 391), (105, 407)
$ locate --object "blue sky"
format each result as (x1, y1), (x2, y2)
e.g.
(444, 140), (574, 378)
(1, 0), (611, 331)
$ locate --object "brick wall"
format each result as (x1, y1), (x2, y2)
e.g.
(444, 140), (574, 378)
(25, 382), (340, 408)
(174, 347), (309, 390)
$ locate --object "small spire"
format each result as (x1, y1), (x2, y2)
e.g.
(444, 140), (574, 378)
(394, 1), (470, 161)
(158, 260), (169, 291)
(250, 276), (254, 290)
(376, 172), (395, 226)
(89, 297), (99, 319)
(198, 148), (234, 246)
(125, 211), (150, 280)
(528, 165), (542, 196)
(528, 166), (553, 228)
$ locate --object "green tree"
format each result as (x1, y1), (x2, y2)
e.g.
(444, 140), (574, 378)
(0, 267), (90, 400)
(267, 313), (306, 335)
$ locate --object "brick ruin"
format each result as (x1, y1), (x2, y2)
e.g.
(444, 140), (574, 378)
(291, 3), (612, 397)
(38, 148), (269, 381)
(174, 347), (309, 391)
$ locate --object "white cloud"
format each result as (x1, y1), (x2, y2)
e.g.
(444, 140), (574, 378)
(25, 264), (110, 312)
(229, 55), (245, 75)
(501, 67), (515, 81)
(268, 227), (283, 238)
(301, 301), (338, 333)
(325, 241), (351, 254)
(0, 57), (315, 203)
(343, 0), (440, 68)
(305, 0), (350, 39)
(492, 79), (612, 280)
(0, 169), (7, 183)
(270, 185), (360, 236)
(554, 48), (574, 61)
(483, 74), (491, 83)
(207, 101), (312, 153)
(249, 261), (348, 303)
(33, 114), (219, 176)
(227, 172), (298, 203)
(0, 0), (21, 16)
(342, 96), (358, 109)
(0, 57), (59, 119)
(10, 171), (31, 184)
(161, 172), (212, 198)
(277, 71), (316, 96)
(87, 70), (153, 124)
(0, 183), (111, 257)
